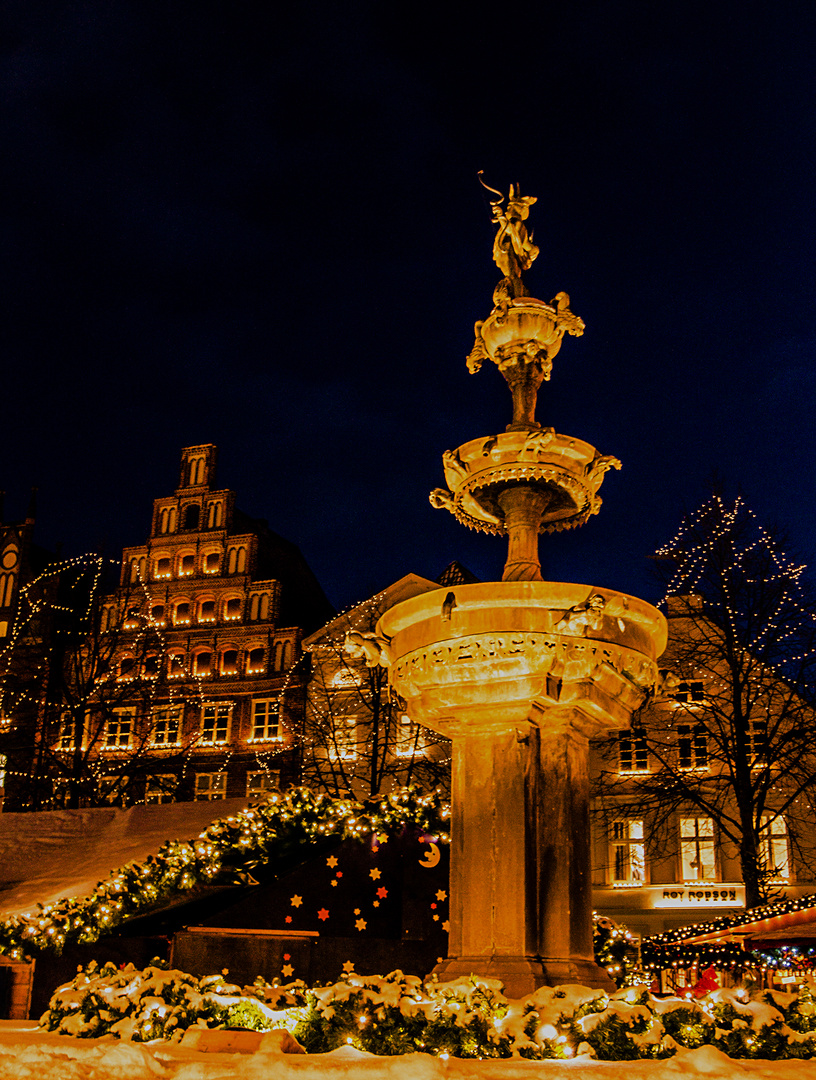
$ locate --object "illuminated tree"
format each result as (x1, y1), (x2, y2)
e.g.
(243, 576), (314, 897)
(595, 495), (816, 908)
(301, 593), (450, 798)
(0, 555), (199, 810)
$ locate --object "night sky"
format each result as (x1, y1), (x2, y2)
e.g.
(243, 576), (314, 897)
(2, 2), (814, 613)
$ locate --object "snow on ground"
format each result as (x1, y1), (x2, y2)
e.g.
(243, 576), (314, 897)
(0, 1022), (813, 1080)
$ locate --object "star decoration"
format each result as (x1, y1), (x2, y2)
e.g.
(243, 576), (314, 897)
(282, 964), (294, 978)
(443, 920), (450, 933)
(354, 908), (361, 915)
(369, 868), (382, 880)
(376, 886), (388, 899)
(355, 918), (367, 931)
(433, 914), (439, 921)
(283, 953), (291, 961)
(326, 856), (338, 868)
(318, 908), (329, 921)
(285, 915), (292, 923)
(377, 834), (389, 845)
(331, 880), (338, 887)
(430, 903), (437, 909)
(436, 890), (447, 901)
(342, 961), (355, 974)
(290, 895), (303, 908)
(373, 900), (380, 908)
(336, 871), (343, 878)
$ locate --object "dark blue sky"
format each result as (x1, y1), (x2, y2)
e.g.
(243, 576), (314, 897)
(1, 1), (815, 612)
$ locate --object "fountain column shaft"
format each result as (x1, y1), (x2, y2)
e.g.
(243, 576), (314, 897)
(437, 713), (609, 996)
(498, 487), (550, 581)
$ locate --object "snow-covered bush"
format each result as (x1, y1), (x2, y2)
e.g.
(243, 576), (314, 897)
(39, 960), (816, 1060)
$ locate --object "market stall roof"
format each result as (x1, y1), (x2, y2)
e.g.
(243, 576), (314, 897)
(0, 800), (248, 918)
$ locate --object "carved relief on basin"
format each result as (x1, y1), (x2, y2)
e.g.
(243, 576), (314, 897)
(377, 582), (667, 737)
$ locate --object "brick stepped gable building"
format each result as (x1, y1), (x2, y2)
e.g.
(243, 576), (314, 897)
(101, 445), (333, 805)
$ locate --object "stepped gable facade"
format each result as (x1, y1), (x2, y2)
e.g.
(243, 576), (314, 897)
(99, 445), (332, 805)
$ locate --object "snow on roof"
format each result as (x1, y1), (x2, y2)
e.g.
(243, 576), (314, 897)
(0, 799), (249, 917)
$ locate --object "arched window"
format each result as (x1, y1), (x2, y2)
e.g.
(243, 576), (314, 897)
(101, 604), (116, 632)
(150, 604), (165, 625)
(179, 554), (195, 577)
(168, 653), (186, 677)
(155, 557), (171, 579)
(188, 457), (205, 486)
(183, 504), (200, 530)
(193, 651), (213, 676)
(247, 647), (265, 675)
(168, 507), (177, 533)
(1, 545), (18, 570)
(0, 573), (15, 608)
(249, 594), (259, 621)
(118, 656), (136, 680)
(272, 642), (284, 670)
(129, 558), (139, 583)
(220, 649), (238, 675)
(225, 597), (241, 620)
(282, 642), (293, 669)
(204, 552), (220, 574)
(174, 602), (190, 626)
(160, 508), (169, 534)
(259, 593), (270, 620)
(207, 502), (223, 528)
(143, 654), (160, 678)
(199, 600), (216, 623)
(237, 547), (246, 573)
(227, 548), (237, 574)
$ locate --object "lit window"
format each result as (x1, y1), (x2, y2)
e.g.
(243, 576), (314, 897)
(672, 681), (705, 705)
(220, 649), (238, 676)
(104, 709), (134, 750)
(151, 706), (181, 747)
(0, 573), (14, 608)
(199, 600), (216, 623)
(123, 608), (140, 629)
(246, 647), (265, 675)
(680, 817), (717, 882)
(204, 552), (220, 573)
(145, 774), (177, 805)
(678, 724), (708, 769)
(747, 720), (768, 764)
(179, 554), (195, 577)
(155, 557), (172, 580)
(174, 602), (190, 626)
(250, 699), (280, 741)
(195, 771), (227, 800)
(1, 545), (19, 570)
(118, 656), (136, 680)
(200, 703), (231, 745)
(143, 654), (160, 678)
(225, 597), (242, 620)
(332, 716), (357, 758)
(610, 819), (645, 884)
(246, 770), (279, 798)
(168, 653), (186, 677)
(759, 814), (790, 880)
(618, 728), (648, 772)
(57, 712), (81, 752)
(194, 651), (213, 677)
(150, 604), (165, 625)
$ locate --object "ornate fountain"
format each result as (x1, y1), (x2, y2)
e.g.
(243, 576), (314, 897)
(374, 179), (667, 994)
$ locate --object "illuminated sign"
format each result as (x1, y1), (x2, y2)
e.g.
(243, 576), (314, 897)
(650, 885), (745, 909)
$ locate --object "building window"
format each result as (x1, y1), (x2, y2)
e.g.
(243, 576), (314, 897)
(250, 593), (270, 621)
(227, 547), (247, 574)
(150, 604), (165, 625)
(183, 504), (200, 529)
(672, 680), (705, 704)
(179, 554), (195, 577)
(143, 654), (160, 678)
(118, 656), (136, 680)
(759, 814), (790, 880)
(1, 544), (19, 570)
(610, 819), (645, 884)
(224, 597), (242, 621)
(0, 573), (14, 608)
(151, 706), (181, 747)
(680, 816), (717, 882)
(159, 508), (169, 534)
(168, 507), (177, 533)
(97, 776), (125, 806)
(101, 604), (116, 632)
(199, 600), (216, 624)
(145, 774), (177, 805)
(246, 647), (265, 675)
(207, 502), (222, 528)
(155, 557), (172, 579)
(188, 457), (205, 486)
(57, 712), (81, 752)
(250, 699), (280, 741)
(220, 649), (238, 676)
(204, 552), (220, 574)
(168, 653), (186, 677)
(618, 728), (648, 772)
(200, 703), (231, 745)
(195, 772), (227, 800)
(332, 717), (357, 757)
(104, 709), (134, 750)
(246, 770), (279, 798)
(173, 602), (190, 626)
(678, 724), (708, 769)
(194, 651), (213, 677)
(747, 720), (768, 764)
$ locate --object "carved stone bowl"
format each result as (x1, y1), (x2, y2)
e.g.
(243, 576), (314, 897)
(378, 582), (666, 738)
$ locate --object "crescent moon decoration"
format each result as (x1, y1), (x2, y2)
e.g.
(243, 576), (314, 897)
(418, 842), (441, 869)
